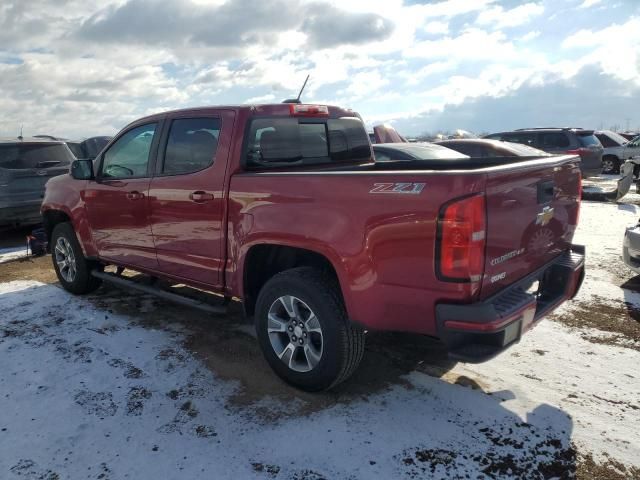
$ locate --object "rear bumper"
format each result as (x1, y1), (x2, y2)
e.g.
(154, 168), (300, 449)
(435, 245), (585, 363)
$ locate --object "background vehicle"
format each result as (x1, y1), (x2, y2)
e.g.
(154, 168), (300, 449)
(65, 136), (112, 160)
(594, 130), (640, 174)
(435, 139), (550, 158)
(484, 128), (603, 176)
(619, 132), (640, 141)
(1, 137), (74, 226)
(623, 219), (640, 274)
(42, 103), (585, 391)
(372, 142), (467, 162)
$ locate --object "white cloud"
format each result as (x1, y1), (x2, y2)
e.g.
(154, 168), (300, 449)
(562, 17), (640, 83)
(244, 94), (276, 104)
(520, 30), (541, 42)
(424, 21), (449, 35)
(579, 0), (602, 8)
(404, 29), (517, 61)
(477, 2), (545, 29)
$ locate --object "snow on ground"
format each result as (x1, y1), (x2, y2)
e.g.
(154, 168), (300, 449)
(0, 279), (588, 480)
(0, 246), (27, 264)
(0, 200), (639, 479)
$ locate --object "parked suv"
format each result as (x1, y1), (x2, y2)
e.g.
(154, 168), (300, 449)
(65, 136), (113, 160)
(0, 138), (75, 226)
(42, 104), (585, 391)
(484, 128), (603, 177)
(594, 130), (640, 174)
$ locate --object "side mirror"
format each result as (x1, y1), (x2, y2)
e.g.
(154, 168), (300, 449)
(70, 159), (94, 180)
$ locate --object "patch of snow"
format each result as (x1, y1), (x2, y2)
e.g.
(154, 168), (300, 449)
(0, 246), (27, 264)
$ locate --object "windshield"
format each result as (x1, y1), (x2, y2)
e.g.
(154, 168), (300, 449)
(0, 143), (75, 169)
(606, 131), (629, 146)
(245, 117), (371, 168)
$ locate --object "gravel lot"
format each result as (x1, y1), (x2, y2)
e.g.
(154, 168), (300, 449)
(1, 196), (639, 479)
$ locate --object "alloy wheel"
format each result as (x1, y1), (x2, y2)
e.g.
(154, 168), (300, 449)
(54, 237), (77, 283)
(267, 295), (323, 372)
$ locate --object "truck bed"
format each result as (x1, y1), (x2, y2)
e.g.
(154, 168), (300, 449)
(228, 154), (581, 335)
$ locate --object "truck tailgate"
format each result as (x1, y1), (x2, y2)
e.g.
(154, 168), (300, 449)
(480, 156), (581, 299)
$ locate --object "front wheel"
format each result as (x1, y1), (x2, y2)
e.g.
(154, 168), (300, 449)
(51, 222), (102, 294)
(255, 267), (365, 391)
(602, 156), (620, 174)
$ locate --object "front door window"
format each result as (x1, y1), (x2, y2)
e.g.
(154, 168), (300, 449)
(101, 123), (156, 178)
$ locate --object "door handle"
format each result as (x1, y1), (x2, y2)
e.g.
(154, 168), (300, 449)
(189, 191), (214, 203)
(126, 190), (145, 201)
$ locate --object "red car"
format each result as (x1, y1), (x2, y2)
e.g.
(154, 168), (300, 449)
(41, 103), (585, 391)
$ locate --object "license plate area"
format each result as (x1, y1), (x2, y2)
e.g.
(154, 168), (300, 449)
(502, 319), (521, 346)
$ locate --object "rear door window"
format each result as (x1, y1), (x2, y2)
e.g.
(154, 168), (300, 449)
(501, 132), (537, 147)
(539, 132), (570, 149)
(0, 143), (74, 170)
(162, 118), (221, 175)
(246, 117), (370, 168)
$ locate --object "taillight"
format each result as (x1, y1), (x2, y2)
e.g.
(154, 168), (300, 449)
(289, 104), (329, 116)
(565, 148), (588, 156)
(573, 171), (582, 227)
(437, 194), (486, 286)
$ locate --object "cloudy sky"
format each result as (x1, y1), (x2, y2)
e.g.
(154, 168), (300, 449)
(1, 0), (639, 138)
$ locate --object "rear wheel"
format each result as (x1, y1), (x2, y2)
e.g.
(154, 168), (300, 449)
(51, 222), (102, 294)
(602, 156), (620, 174)
(255, 267), (365, 391)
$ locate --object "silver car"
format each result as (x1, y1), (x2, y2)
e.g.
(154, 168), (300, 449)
(623, 221), (640, 274)
(595, 130), (640, 174)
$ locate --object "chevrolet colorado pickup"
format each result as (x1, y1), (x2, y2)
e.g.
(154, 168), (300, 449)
(41, 103), (585, 391)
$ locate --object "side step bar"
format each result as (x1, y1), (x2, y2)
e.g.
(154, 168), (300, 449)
(91, 270), (228, 315)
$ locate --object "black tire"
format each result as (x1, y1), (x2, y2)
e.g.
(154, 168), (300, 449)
(51, 222), (102, 294)
(255, 267), (365, 391)
(602, 156), (620, 174)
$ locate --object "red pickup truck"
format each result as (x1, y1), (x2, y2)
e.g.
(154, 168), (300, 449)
(41, 103), (585, 391)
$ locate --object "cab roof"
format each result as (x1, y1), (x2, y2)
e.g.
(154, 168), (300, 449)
(0, 137), (65, 145)
(128, 104), (358, 127)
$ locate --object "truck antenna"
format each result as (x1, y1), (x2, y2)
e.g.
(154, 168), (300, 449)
(18, 124), (23, 140)
(282, 74), (310, 104)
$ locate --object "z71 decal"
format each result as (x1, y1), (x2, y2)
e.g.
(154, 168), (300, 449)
(369, 182), (426, 195)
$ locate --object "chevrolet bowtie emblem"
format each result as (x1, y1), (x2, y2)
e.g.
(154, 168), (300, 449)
(536, 206), (554, 226)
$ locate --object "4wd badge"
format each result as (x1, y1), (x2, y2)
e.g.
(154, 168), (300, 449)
(369, 183), (426, 195)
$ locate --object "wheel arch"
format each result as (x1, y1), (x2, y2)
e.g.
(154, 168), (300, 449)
(42, 207), (96, 257)
(42, 209), (72, 252)
(241, 242), (349, 318)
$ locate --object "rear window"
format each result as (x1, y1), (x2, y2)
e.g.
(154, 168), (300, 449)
(539, 132), (570, 148)
(81, 137), (111, 159)
(0, 143), (75, 169)
(245, 117), (371, 169)
(577, 133), (601, 147)
(66, 142), (84, 159)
